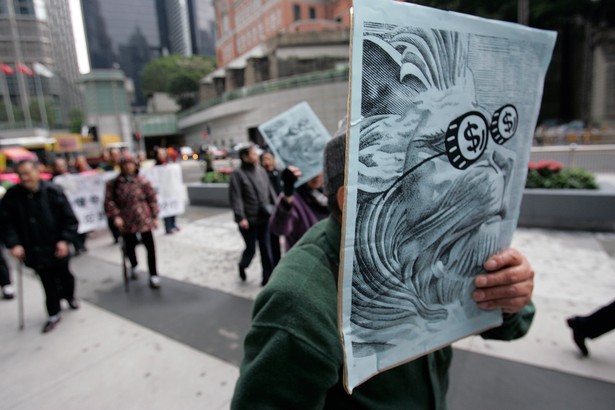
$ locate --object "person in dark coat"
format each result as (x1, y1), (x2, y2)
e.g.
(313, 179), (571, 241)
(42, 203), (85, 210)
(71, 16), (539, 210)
(1, 160), (80, 333)
(260, 151), (281, 267)
(567, 300), (615, 357)
(0, 195), (14, 300)
(229, 145), (276, 286)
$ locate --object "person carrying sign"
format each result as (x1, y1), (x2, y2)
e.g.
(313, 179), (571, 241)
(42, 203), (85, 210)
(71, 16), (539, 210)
(231, 123), (536, 408)
(104, 155), (161, 289)
(1, 160), (80, 333)
(269, 166), (329, 251)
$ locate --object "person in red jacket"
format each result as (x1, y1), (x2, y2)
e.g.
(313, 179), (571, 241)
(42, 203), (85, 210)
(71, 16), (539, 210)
(104, 155), (161, 289)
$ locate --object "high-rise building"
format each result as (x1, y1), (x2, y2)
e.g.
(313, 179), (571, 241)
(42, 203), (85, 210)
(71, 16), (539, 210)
(45, 0), (83, 121)
(81, 0), (215, 107)
(188, 0), (216, 56)
(165, 0), (192, 56)
(81, 0), (164, 106)
(0, 0), (82, 127)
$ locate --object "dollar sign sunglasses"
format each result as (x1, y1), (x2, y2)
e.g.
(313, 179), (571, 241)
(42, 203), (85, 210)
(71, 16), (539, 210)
(375, 104), (518, 203)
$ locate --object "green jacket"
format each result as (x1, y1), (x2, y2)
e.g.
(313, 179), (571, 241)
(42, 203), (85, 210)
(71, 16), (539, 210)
(232, 217), (535, 409)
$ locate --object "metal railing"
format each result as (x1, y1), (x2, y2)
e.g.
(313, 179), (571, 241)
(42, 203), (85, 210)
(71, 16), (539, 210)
(530, 144), (615, 174)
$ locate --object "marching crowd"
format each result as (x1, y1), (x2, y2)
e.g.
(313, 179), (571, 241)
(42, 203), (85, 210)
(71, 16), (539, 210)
(0, 141), (332, 333)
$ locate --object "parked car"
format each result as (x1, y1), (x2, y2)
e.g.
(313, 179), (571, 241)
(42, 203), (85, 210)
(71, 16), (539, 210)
(180, 146), (199, 161)
(201, 144), (228, 159)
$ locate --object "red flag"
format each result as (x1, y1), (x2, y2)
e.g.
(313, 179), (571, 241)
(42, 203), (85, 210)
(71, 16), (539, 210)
(17, 63), (33, 76)
(1, 63), (14, 75)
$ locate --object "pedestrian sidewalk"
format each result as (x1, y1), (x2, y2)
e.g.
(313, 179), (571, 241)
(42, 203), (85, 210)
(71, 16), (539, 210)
(0, 268), (238, 410)
(1, 206), (614, 410)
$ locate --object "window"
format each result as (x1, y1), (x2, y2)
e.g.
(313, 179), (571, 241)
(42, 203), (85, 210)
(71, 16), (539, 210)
(293, 4), (301, 21)
(309, 7), (316, 19)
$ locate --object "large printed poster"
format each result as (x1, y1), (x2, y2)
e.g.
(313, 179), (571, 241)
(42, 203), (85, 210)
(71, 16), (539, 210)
(340, 0), (556, 391)
(258, 102), (330, 187)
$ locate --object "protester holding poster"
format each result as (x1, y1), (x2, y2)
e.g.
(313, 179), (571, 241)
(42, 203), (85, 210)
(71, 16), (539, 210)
(155, 148), (181, 234)
(232, 120), (536, 408)
(269, 165), (329, 251)
(104, 155), (161, 289)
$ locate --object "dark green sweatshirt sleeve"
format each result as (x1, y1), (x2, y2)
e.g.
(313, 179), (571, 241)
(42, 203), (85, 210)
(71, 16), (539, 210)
(480, 302), (536, 341)
(232, 325), (340, 409)
(232, 244), (343, 409)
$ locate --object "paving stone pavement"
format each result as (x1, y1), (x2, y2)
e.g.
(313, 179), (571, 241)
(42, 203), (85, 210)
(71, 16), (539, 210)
(1, 205), (614, 409)
(84, 207), (615, 383)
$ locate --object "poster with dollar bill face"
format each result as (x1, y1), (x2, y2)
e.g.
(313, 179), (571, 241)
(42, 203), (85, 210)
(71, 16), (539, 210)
(258, 102), (330, 187)
(339, 0), (556, 391)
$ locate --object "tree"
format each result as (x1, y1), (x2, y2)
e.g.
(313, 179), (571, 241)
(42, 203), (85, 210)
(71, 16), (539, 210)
(141, 55), (216, 110)
(67, 108), (84, 133)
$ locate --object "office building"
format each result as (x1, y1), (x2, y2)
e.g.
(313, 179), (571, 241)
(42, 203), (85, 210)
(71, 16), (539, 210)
(0, 0), (82, 128)
(81, 0), (215, 107)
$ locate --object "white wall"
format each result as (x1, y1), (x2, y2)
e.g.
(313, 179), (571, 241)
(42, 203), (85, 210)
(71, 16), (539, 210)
(180, 81), (348, 148)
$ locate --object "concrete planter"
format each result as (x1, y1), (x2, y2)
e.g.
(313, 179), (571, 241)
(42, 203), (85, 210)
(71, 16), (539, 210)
(519, 188), (615, 231)
(186, 182), (230, 207)
(186, 182), (615, 231)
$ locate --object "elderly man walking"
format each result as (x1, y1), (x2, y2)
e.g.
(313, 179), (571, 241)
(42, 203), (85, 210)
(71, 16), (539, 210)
(1, 160), (80, 333)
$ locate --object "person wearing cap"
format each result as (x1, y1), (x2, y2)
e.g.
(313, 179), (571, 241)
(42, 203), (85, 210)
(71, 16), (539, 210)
(104, 155), (161, 289)
(1, 159), (80, 333)
(229, 144), (276, 286)
(231, 120), (536, 408)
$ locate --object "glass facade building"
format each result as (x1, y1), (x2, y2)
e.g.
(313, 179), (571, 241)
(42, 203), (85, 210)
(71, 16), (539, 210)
(0, 0), (81, 126)
(81, 0), (215, 107)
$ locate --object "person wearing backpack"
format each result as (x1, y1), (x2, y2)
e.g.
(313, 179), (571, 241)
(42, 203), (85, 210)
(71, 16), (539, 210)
(104, 155), (161, 289)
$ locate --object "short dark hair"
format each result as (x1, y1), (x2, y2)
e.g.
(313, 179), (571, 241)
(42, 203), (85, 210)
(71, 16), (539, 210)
(239, 144), (253, 160)
(16, 159), (37, 171)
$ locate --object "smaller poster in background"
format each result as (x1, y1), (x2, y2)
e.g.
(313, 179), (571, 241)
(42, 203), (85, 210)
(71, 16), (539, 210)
(140, 163), (186, 219)
(55, 164), (186, 233)
(54, 171), (116, 233)
(258, 102), (331, 187)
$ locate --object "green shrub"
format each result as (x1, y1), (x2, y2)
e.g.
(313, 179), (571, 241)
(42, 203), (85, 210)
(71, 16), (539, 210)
(525, 160), (598, 189)
(201, 171), (230, 183)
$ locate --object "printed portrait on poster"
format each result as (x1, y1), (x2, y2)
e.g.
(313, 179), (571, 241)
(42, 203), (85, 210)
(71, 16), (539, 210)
(341, 0), (556, 391)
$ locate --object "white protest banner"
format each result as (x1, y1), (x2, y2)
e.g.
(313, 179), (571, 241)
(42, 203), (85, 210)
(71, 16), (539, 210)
(140, 163), (186, 219)
(258, 102), (330, 187)
(54, 171), (116, 234)
(340, 0), (557, 391)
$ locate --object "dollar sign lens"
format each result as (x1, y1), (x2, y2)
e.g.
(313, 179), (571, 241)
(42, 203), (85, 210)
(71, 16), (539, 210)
(464, 122), (482, 153)
(445, 111), (488, 170)
(490, 104), (518, 144)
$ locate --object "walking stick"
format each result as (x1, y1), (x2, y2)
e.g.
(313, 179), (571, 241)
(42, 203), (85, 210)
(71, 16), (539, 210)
(17, 261), (24, 330)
